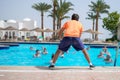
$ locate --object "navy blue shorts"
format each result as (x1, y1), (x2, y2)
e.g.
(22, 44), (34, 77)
(58, 37), (85, 52)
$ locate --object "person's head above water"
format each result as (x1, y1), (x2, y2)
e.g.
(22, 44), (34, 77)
(71, 13), (79, 21)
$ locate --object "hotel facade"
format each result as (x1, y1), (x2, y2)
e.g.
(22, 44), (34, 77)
(0, 18), (43, 41)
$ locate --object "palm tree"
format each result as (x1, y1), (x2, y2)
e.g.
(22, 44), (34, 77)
(86, 12), (96, 40)
(56, 0), (73, 29)
(32, 2), (52, 39)
(51, 0), (58, 37)
(49, 0), (73, 39)
(89, 0), (110, 40)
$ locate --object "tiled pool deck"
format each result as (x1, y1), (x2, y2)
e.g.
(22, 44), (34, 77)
(0, 66), (120, 80)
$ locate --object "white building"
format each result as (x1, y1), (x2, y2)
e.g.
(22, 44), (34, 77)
(6, 19), (19, 29)
(0, 18), (39, 40)
(18, 18), (38, 40)
(22, 18), (37, 30)
(0, 19), (19, 40)
(0, 20), (7, 28)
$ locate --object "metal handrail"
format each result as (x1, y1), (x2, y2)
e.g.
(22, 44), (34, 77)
(114, 42), (120, 66)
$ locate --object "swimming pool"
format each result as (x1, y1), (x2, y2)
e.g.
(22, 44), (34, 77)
(0, 43), (120, 66)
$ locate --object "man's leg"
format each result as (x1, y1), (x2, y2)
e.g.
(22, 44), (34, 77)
(82, 49), (91, 63)
(72, 37), (95, 69)
(49, 49), (62, 68)
(82, 49), (95, 69)
(52, 49), (62, 63)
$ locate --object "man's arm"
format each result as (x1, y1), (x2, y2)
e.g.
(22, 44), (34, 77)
(58, 28), (64, 40)
(79, 23), (84, 38)
(79, 33), (82, 38)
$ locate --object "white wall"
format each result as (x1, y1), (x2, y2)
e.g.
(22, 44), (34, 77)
(5, 19), (19, 29)
(0, 18), (38, 40)
(22, 18), (36, 30)
(0, 20), (7, 28)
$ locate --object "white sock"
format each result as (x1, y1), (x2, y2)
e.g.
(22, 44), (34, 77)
(89, 62), (92, 65)
(51, 63), (55, 65)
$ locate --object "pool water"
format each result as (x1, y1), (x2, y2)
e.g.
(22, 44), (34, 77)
(0, 43), (120, 66)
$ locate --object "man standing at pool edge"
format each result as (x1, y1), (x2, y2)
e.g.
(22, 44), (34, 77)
(49, 13), (95, 69)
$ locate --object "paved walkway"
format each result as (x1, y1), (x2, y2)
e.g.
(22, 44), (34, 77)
(0, 66), (120, 80)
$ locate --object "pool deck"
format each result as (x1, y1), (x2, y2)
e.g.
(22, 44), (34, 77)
(0, 42), (119, 80)
(0, 66), (120, 80)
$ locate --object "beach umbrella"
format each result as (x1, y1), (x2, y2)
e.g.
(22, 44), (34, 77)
(83, 29), (95, 40)
(94, 31), (102, 34)
(31, 27), (44, 32)
(83, 29), (94, 44)
(42, 28), (54, 40)
(43, 28), (53, 32)
(93, 30), (103, 41)
(84, 29), (102, 40)
(19, 28), (29, 31)
(31, 27), (44, 38)
(54, 29), (60, 32)
(4, 26), (18, 30)
(0, 27), (4, 30)
(19, 28), (30, 40)
(31, 28), (44, 40)
(83, 29), (94, 34)
(84, 29), (102, 34)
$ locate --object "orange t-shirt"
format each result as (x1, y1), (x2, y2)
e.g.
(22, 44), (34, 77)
(62, 20), (83, 37)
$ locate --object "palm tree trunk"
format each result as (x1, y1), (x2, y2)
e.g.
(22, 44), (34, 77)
(59, 18), (62, 29)
(57, 19), (59, 29)
(53, 0), (56, 39)
(41, 12), (44, 39)
(92, 19), (95, 40)
(53, 13), (55, 36)
(95, 12), (99, 41)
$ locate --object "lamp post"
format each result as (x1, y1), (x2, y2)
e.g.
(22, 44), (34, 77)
(114, 42), (120, 66)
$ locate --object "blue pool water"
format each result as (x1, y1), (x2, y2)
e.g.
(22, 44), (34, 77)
(0, 43), (120, 66)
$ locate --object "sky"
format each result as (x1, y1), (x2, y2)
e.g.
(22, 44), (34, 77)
(0, 0), (120, 40)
